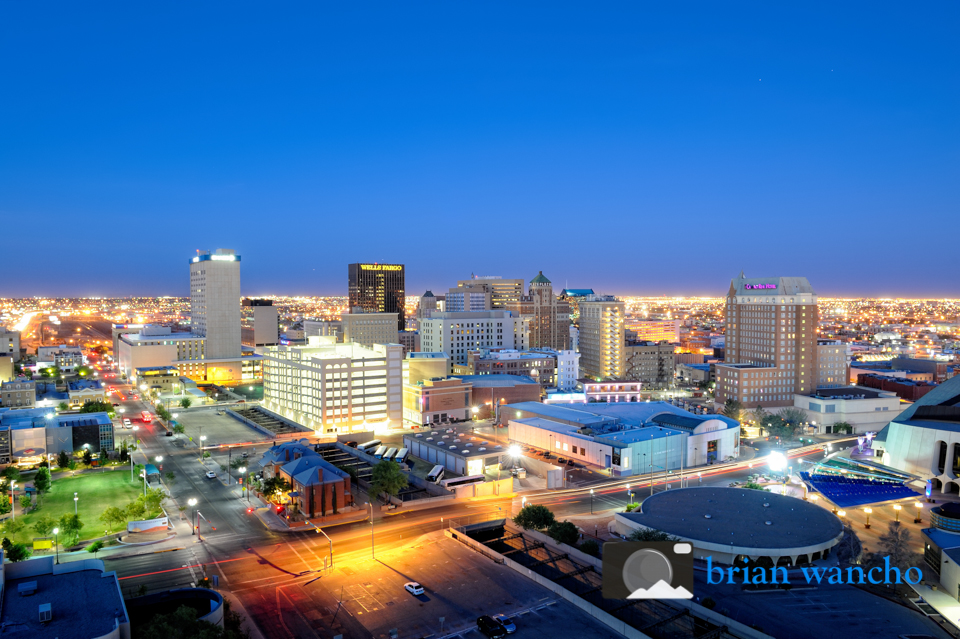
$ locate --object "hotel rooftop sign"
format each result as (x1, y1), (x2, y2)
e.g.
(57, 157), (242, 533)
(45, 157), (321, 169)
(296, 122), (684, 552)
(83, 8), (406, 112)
(744, 284), (777, 290)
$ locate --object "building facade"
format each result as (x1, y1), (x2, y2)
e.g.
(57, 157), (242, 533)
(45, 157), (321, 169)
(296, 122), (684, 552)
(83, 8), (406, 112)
(793, 386), (903, 434)
(190, 249), (242, 360)
(0, 327), (20, 361)
(243, 298), (279, 348)
(348, 263), (405, 330)
(623, 319), (680, 343)
(262, 336), (403, 433)
(817, 340), (848, 389)
(716, 274), (819, 409)
(66, 379), (106, 409)
(504, 272), (571, 351)
(446, 284), (492, 313)
(36, 346), (84, 373)
(419, 310), (529, 367)
(341, 312), (399, 347)
(403, 377), (472, 426)
(462, 349), (558, 387)
(456, 277), (524, 309)
(623, 341), (675, 388)
(578, 295), (625, 380)
(0, 379), (35, 410)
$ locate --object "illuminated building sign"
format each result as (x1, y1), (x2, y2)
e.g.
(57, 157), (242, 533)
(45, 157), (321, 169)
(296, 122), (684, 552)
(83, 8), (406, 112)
(744, 284), (777, 290)
(360, 264), (402, 271)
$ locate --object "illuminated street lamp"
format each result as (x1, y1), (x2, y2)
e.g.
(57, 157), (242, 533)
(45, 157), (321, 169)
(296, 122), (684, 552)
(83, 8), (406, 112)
(472, 406), (479, 422)
(74, 492), (78, 515)
(239, 466), (246, 498)
(893, 504), (902, 523)
(863, 507), (872, 529)
(914, 501), (923, 524)
(590, 489), (594, 514)
(188, 498), (198, 534)
(625, 483), (632, 506)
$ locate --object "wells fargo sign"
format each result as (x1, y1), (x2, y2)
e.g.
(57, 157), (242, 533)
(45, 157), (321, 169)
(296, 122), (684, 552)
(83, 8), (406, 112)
(360, 264), (402, 271)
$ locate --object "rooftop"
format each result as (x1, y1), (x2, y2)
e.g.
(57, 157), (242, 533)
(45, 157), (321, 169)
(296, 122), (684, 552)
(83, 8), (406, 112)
(452, 374), (538, 388)
(560, 288), (595, 297)
(135, 366), (180, 373)
(730, 274), (816, 297)
(804, 386), (886, 400)
(1, 561), (127, 639)
(530, 271), (551, 284)
(67, 379), (104, 392)
(620, 487), (842, 550)
(403, 433), (503, 458)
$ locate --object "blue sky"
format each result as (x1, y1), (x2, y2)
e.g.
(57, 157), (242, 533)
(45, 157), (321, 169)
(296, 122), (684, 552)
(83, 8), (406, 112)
(1, 3), (957, 298)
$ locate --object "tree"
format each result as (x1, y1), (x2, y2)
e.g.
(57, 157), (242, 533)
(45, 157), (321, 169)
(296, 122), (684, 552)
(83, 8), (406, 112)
(75, 365), (93, 377)
(874, 522), (919, 573)
(547, 520), (579, 546)
(156, 406), (172, 422)
(82, 448), (93, 465)
(33, 516), (55, 537)
(80, 400), (115, 414)
(742, 482), (766, 491)
(138, 604), (243, 639)
(165, 471), (176, 484)
(579, 539), (600, 557)
(722, 398), (744, 423)
(3, 466), (20, 482)
(513, 504), (555, 530)
(3, 518), (25, 541)
(750, 406), (768, 433)
(775, 407), (808, 440)
(179, 397), (193, 409)
(173, 424), (186, 436)
(19, 495), (32, 511)
(370, 460), (408, 499)
(100, 506), (128, 533)
(626, 527), (679, 542)
(144, 488), (165, 515)
(58, 513), (84, 545)
(57, 450), (70, 469)
(832, 421), (854, 435)
(6, 543), (31, 562)
(261, 476), (292, 503)
(40, 366), (61, 378)
(86, 540), (104, 558)
(57, 401), (70, 412)
(126, 500), (147, 520)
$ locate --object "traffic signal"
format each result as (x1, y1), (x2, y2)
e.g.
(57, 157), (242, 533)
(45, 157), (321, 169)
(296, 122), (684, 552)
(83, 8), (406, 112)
(246, 507), (253, 514)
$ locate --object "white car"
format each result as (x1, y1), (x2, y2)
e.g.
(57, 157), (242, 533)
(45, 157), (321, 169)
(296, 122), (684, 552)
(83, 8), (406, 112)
(403, 582), (424, 596)
(122, 418), (131, 427)
(205, 471), (217, 479)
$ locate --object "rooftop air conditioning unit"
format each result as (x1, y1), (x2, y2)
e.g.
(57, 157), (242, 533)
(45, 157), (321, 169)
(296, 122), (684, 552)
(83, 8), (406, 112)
(18, 581), (37, 596)
(39, 604), (52, 623)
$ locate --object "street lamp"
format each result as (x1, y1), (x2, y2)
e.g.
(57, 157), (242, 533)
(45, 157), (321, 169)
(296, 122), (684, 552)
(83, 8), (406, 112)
(472, 406), (479, 422)
(74, 492), (78, 515)
(893, 504), (902, 523)
(368, 502), (376, 559)
(53, 527), (60, 564)
(590, 489), (594, 514)
(189, 498), (198, 534)
(914, 501), (923, 524)
(863, 507), (872, 529)
(239, 466), (246, 498)
(625, 484), (632, 506)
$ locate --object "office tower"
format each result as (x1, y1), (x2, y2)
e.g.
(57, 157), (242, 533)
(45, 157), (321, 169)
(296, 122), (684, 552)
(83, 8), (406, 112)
(715, 273), (818, 409)
(417, 291), (439, 320)
(505, 272), (570, 350)
(348, 263), (405, 330)
(190, 249), (241, 360)
(340, 312), (399, 347)
(243, 298), (279, 348)
(456, 276), (524, 309)
(623, 341), (675, 388)
(578, 295), (625, 379)
(419, 310), (529, 366)
(445, 284), (492, 312)
(623, 319), (681, 343)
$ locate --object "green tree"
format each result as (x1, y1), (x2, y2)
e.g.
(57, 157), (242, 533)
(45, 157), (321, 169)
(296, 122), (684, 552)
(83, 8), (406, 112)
(86, 540), (104, 558)
(370, 460), (408, 498)
(6, 543), (31, 562)
(144, 488), (165, 515)
(742, 482), (766, 491)
(775, 407), (808, 439)
(721, 398), (744, 423)
(750, 406), (768, 433)
(261, 476), (292, 502)
(156, 406), (171, 422)
(58, 513), (84, 545)
(19, 495), (32, 511)
(82, 448), (93, 465)
(33, 515), (55, 537)
(34, 467), (52, 496)
(57, 449), (70, 468)
(230, 457), (247, 470)
(513, 504), (555, 530)
(100, 506), (128, 533)
(165, 471), (176, 484)
(626, 527), (679, 542)
(579, 539), (600, 557)
(75, 365), (93, 377)
(57, 401), (70, 412)
(126, 500), (147, 520)
(173, 424), (186, 436)
(831, 421), (854, 435)
(79, 400), (115, 414)
(179, 397), (193, 409)
(3, 466), (20, 482)
(40, 366), (61, 378)
(547, 520), (579, 546)
(3, 518), (26, 542)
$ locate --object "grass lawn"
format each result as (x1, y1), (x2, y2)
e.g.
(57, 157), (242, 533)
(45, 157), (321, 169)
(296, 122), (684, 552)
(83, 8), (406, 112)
(7, 470), (149, 544)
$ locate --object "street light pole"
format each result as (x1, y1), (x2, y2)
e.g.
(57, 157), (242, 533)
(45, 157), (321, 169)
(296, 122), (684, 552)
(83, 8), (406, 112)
(369, 503), (376, 559)
(189, 498), (198, 535)
(10, 481), (15, 521)
(53, 527), (60, 564)
(590, 489), (594, 514)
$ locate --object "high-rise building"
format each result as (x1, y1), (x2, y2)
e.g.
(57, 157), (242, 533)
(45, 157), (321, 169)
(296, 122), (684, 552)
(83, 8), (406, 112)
(419, 310), (529, 366)
(624, 340), (676, 388)
(505, 272), (571, 351)
(456, 276), (523, 309)
(817, 340), (848, 389)
(340, 312), (399, 348)
(558, 289), (595, 324)
(578, 295), (625, 380)
(190, 249), (241, 360)
(242, 298), (279, 348)
(446, 284), (492, 312)
(623, 319), (681, 344)
(417, 291), (440, 320)
(715, 273), (818, 409)
(348, 263), (406, 330)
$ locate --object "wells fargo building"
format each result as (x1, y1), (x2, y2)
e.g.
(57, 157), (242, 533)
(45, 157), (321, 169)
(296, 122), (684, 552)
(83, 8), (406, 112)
(348, 263), (406, 330)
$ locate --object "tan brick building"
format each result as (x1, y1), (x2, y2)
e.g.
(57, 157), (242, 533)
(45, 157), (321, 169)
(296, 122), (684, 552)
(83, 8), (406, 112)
(504, 272), (570, 351)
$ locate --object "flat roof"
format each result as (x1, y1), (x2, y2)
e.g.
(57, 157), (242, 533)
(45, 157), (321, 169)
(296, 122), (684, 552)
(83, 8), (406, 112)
(805, 386), (884, 399)
(122, 332), (203, 343)
(453, 374), (538, 387)
(507, 401), (617, 427)
(403, 433), (503, 458)
(1, 567), (127, 639)
(621, 487), (842, 550)
(511, 417), (598, 442)
(135, 366), (179, 373)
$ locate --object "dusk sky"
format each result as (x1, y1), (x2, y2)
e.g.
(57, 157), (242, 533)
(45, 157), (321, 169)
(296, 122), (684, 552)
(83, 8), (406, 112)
(1, 3), (957, 299)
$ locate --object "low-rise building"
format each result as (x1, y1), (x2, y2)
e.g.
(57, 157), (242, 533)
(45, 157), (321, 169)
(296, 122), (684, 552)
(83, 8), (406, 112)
(257, 440), (354, 518)
(131, 366), (185, 394)
(578, 379), (642, 403)
(398, 330), (420, 356)
(794, 386), (903, 434)
(0, 379), (36, 409)
(37, 345), (84, 372)
(456, 374), (542, 420)
(341, 312), (399, 347)
(857, 373), (937, 402)
(0, 407), (115, 465)
(403, 377), (472, 427)
(462, 349), (558, 387)
(676, 363), (711, 384)
(67, 378), (106, 409)
(0, 326), (20, 361)
(623, 341), (675, 388)
(403, 433), (504, 477)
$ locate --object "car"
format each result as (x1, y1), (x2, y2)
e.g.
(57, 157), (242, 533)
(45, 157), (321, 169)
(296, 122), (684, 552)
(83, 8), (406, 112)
(567, 459), (575, 466)
(403, 582), (424, 596)
(165, 431), (174, 437)
(122, 418), (131, 426)
(205, 471), (217, 479)
(477, 616), (507, 638)
(241, 452), (249, 458)
(493, 614), (516, 634)
(557, 457), (567, 464)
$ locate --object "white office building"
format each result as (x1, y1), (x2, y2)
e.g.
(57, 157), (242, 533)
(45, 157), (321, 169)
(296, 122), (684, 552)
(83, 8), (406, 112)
(262, 336), (403, 433)
(419, 311), (529, 366)
(190, 249), (241, 360)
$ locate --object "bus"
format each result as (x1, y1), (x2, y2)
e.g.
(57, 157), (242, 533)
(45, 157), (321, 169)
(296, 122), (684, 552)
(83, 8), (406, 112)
(426, 465), (445, 484)
(383, 448), (398, 461)
(395, 448), (410, 465)
(372, 446), (387, 459)
(140, 411), (153, 423)
(357, 440), (382, 453)
(440, 474), (485, 489)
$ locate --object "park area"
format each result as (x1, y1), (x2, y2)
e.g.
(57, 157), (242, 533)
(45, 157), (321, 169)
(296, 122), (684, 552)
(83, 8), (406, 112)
(3, 470), (159, 546)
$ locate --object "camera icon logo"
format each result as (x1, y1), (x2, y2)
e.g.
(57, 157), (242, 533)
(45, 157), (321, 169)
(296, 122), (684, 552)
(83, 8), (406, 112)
(602, 542), (694, 599)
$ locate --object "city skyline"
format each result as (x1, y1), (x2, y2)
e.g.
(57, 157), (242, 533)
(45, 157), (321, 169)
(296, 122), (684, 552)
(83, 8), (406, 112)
(1, 4), (958, 298)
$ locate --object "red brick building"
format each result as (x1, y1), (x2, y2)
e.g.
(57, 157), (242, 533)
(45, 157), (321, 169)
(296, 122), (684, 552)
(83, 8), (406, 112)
(857, 373), (937, 402)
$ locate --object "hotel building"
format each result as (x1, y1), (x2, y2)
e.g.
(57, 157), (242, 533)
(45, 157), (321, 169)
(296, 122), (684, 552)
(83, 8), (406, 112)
(623, 319), (681, 344)
(715, 274), (818, 409)
(455, 276), (524, 309)
(348, 263), (405, 330)
(504, 272), (571, 350)
(578, 295), (625, 380)
(419, 310), (529, 367)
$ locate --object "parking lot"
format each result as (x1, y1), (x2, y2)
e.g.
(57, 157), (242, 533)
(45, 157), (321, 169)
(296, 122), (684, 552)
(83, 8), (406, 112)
(174, 408), (273, 448)
(321, 533), (617, 639)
